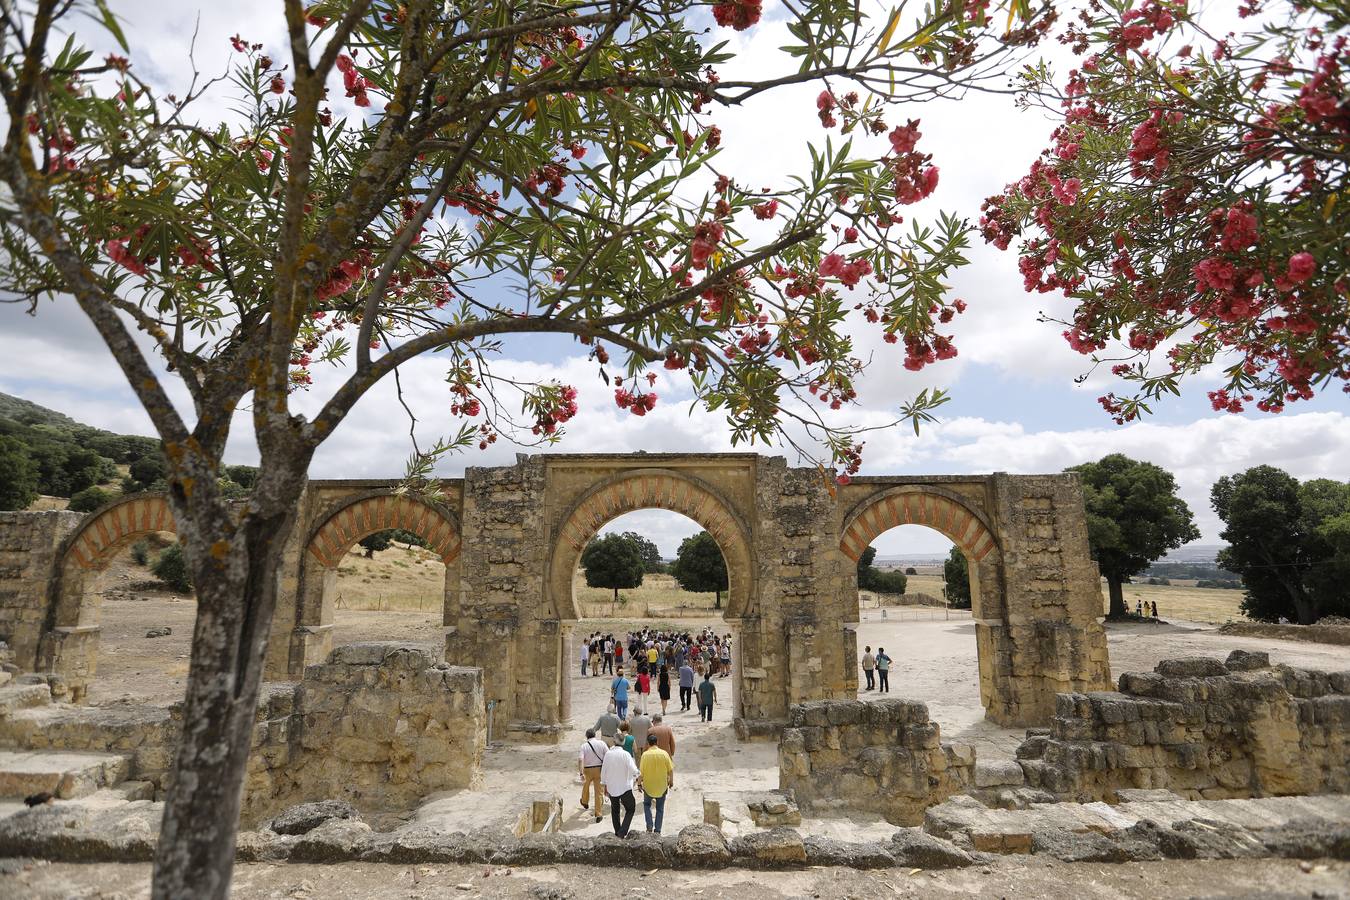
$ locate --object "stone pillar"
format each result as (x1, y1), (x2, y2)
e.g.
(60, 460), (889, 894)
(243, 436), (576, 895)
(987, 473), (1110, 725)
(0, 512), (78, 670)
(449, 457), (561, 742)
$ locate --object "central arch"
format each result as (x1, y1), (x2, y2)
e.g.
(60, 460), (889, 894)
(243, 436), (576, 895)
(546, 468), (756, 724)
(546, 469), (755, 621)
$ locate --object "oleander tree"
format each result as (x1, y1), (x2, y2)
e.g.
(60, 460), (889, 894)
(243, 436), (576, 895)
(981, 0), (1349, 423)
(0, 0), (1053, 894)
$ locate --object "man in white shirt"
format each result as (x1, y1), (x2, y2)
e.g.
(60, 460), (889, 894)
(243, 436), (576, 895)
(578, 729), (607, 822)
(599, 734), (641, 836)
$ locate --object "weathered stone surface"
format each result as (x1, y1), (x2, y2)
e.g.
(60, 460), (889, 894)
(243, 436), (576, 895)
(1225, 649), (1270, 672)
(1030, 826), (1163, 863)
(801, 835), (895, 868)
(889, 827), (977, 868)
(288, 818), (375, 862)
(672, 824), (731, 867)
(0, 801), (159, 861)
(730, 827), (807, 866)
(268, 799), (360, 835)
(780, 699), (974, 825)
(974, 758), (1025, 789)
(1017, 658), (1350, 803)
(1155, 657), (1230, 678)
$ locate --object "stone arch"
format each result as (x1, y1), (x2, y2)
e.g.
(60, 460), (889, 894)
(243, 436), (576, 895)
(838, 484), (1016, 720)
(290, 492), (462, 675)
(840, 485), (998, 566)
(42, 494), (179, 701)
(546, 468), (755, 622)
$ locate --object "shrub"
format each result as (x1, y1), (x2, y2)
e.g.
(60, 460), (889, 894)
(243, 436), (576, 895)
(67, 486), (112, 513)
(131, 540), (150, 566)
(904, 566), (918, 575)
(152, 543), (193, 593)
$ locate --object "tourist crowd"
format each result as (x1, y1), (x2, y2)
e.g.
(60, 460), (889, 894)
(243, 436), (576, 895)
(575, 627), (730, 836)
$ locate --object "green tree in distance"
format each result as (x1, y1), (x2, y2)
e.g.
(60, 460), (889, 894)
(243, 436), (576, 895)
(1069, 454), (1199, 619)
(0, 436), (38, 510)
(944, 545), (970, 609)
(581, 533), (645, 603)
(357, 531), (392, 558)
(622, 531), (664, 574)
(670, 530), (728, 609)
(1213, 467), (1350, 624)
(856, 544), (906, 594)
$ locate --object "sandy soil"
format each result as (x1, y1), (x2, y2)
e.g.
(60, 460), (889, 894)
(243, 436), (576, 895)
(5, 857), (1347, 899)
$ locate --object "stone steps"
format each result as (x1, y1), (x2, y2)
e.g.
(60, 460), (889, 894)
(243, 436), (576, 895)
(0, 683), (52, 717)
(0, 749), (132, 800)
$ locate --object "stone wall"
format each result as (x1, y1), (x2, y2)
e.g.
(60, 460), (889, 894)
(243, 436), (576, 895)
(1017, 651), (1350, 803)
(0, 512), (80, 673)
(778, 699), (975, 825)
(0, 642), (484, 825)
(242, 642), (483, 823)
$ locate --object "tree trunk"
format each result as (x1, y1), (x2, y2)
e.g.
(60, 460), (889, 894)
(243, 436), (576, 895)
(1106, 575), (1128, 618)
(150, 503), (298, 899)
(613, 586), (619, 603)
(715, 590), (722, 611)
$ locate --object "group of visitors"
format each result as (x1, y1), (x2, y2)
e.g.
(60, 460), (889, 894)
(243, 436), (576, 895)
(575, 627), (733, 835)
(860, 644), (891, 692)
(580, 711), (678, 836)
(1135, 599), (1160, 618)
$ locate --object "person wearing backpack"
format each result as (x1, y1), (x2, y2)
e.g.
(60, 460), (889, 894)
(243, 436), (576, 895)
(578, 728), (608, 823)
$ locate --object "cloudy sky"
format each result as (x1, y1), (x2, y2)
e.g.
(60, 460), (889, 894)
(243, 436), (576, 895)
(2, 1), (1346, 557)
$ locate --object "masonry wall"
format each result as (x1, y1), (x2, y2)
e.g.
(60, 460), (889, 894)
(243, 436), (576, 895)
(0, 511), (80, 672)
(778, 699), (975, 825)
(1017, 652), (1350, 803)
(243, 642), (484, 823)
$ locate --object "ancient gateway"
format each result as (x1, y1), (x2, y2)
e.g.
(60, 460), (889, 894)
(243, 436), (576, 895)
(0, 453), (1111, 739)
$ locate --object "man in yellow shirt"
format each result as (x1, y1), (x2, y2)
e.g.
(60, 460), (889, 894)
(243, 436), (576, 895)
(637, 733), (674, 834)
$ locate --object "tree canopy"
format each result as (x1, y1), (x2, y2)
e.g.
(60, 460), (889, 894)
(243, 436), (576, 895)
(621, 531), (664, 574)
(856, 544), (906, 594)
(670, 530), (728, 608)
(943, 545), (970, 609)
(1213, 466), (1350, 624)
(983, 2), (1349, 423)
(0, 435), (39, 510)
(1069, 453), (1199, 618)
(581, 532), (645, 602)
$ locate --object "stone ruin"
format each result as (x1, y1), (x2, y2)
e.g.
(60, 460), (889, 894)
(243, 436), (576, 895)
(1017, 650), (1350, 803)
(778, 698), (974, 825)
(0, 642), (482, 826)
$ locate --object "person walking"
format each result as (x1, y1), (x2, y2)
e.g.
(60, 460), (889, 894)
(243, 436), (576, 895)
(602, 635), (615, 675)
(578, 728), (607, 823)
(617, 720), (635, 757)
(629, 710), (652, 762)
(580, 638), (591, 677)
(648, 714), (675, 758)
(876, 647), (891, 693)
(678, 662), (695, 712)
(719, 640), (731, 678)
(594, 707), (620, 746)
(609, 668), (630, 720)
(614, 641), (624, 671)
(600, 730), (640, 837)
(638, 734), (674, 834)
(635, 668), (651, 716)
(697, 672), (718, 722)
(657, 665), (672, 715)
(861, 645), (876, 691)
(589, 640), (602, 678)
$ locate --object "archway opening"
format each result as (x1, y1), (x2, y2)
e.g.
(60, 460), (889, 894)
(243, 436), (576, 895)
(294, 494), (461, 674)
(82, 529), (197, 707)
(568, 509), (738, 726)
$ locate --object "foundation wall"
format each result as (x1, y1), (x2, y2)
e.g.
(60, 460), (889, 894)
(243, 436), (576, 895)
(1018, 652), (1350, 803)
(778, 699), (975, 825)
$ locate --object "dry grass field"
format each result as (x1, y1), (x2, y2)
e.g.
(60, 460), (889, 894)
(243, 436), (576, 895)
(107, 543), (1253, 625)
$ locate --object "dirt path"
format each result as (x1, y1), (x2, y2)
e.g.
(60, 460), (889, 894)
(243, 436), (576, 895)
(5, 857), (1347, 899)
